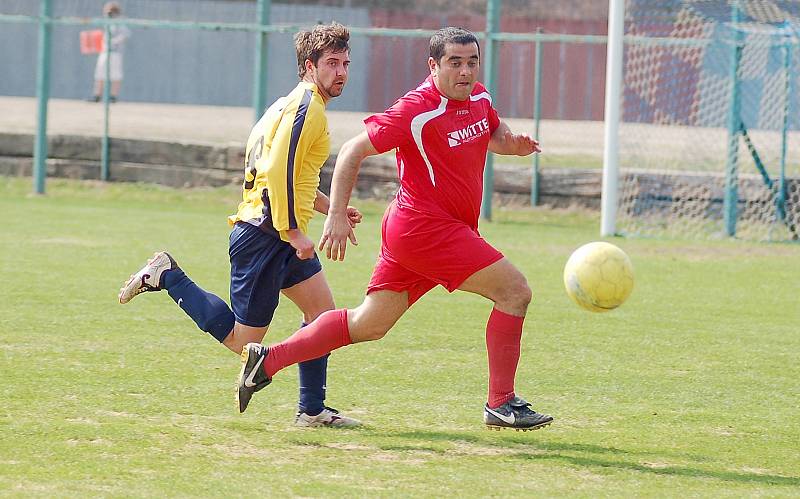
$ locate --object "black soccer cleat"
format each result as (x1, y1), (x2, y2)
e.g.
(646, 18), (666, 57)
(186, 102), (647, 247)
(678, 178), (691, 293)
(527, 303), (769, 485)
(484, 396), (553, 431)
(236, 343), (272, 413)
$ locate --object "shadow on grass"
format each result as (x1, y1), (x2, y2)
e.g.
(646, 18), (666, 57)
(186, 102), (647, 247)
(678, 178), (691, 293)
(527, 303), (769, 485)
(386, 430), (663, 457)
(370, 430), (799, 487)
(522, 453), (800, 486)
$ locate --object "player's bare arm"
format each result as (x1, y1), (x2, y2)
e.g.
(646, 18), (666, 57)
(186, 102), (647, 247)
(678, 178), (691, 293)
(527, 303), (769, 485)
(285, 228), (316, 260)
(313, 189), (363, 228)
(488, 120), (541, 156)
(319, 131), (379, 261)
(313, 189), (331, 214)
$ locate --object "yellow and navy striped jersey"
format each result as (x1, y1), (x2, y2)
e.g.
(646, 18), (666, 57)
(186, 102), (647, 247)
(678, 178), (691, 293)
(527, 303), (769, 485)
(228, 81), (330, 241)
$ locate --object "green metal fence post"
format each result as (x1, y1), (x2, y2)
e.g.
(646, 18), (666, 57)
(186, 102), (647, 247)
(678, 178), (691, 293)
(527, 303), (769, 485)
(531, 27), (543, 206)
(101, 22), (112, 181)
(33, 0), (53, 195)
(723, 2), (743, 237)
(777, 39), (791, 222)
(481, 0), (500, 221)
(252, 0), (271, 121)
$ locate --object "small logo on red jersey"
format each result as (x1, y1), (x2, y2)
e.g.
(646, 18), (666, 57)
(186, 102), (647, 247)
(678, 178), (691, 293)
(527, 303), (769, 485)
(448, 118), (490, 147)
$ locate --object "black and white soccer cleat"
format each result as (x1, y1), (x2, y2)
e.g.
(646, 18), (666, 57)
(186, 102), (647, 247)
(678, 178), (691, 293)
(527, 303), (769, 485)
(484, 396), (553, 431)
(237, 343), (272, 413)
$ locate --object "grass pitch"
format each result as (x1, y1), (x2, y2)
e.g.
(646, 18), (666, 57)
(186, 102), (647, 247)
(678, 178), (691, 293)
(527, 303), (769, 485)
(1, 177), (798, 497)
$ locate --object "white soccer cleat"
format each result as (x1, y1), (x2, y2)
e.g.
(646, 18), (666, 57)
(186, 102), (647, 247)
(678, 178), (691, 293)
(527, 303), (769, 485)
(295, 407), (361, 428)
(118, 251), (177, 304)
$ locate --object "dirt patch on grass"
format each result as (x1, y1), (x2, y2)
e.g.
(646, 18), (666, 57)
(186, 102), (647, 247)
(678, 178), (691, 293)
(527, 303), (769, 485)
(322, 442), (373, 451)
(641, 461), (674, 469)
(448, 441), (527, 457)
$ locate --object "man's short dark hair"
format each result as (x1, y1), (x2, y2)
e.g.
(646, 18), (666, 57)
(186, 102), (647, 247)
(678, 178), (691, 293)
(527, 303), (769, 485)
(429, 27), (480, 63)
(294, 22), (350, 79)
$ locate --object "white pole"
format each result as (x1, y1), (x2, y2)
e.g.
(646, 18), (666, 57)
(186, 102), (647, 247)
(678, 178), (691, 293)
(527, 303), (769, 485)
(601, 0), (625, 237)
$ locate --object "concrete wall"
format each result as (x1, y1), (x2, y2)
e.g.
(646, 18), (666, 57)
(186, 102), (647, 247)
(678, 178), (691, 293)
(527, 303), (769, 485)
(0, 132), (603, 208)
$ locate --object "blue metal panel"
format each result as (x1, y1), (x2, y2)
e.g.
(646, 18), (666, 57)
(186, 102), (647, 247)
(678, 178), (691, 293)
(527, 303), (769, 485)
(0, 0), (369, 111)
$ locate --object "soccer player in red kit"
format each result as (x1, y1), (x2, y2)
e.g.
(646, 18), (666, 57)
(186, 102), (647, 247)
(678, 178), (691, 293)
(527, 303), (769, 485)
(237, 27), (553, 431)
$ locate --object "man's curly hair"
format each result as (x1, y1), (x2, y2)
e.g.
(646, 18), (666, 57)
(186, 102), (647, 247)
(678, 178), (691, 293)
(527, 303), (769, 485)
(294, 22), (350, 79)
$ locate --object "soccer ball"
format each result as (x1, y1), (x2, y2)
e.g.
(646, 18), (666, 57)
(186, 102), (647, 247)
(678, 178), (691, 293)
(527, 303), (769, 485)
(563, 242), (634, 313)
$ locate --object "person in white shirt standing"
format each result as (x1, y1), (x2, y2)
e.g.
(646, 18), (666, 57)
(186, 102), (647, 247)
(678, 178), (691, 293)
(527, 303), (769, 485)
(90, 1), (131, 103)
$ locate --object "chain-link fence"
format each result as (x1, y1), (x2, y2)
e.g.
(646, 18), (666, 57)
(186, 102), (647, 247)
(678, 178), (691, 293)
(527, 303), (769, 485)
(3, 0), (798, 242)
(615, 0), (800, 242)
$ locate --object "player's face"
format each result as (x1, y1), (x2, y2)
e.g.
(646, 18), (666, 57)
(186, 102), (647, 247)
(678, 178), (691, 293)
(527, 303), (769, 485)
(430, 42), (479, 101)
(306, 49), (350, 103)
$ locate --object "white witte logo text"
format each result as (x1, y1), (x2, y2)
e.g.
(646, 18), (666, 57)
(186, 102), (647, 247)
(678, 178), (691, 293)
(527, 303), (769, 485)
(448, 118), (490, 147)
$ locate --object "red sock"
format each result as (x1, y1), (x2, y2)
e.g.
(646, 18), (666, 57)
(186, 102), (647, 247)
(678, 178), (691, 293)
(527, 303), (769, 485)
(486, 308), (524, 408)
(264, 309), (352, 378)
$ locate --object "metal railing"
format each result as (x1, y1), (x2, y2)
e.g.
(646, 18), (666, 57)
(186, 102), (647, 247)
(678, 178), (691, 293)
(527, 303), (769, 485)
(1, 0), (622, 219)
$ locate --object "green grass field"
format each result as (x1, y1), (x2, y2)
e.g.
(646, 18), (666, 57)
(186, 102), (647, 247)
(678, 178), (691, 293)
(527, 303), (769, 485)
(1, 177), (799, 497)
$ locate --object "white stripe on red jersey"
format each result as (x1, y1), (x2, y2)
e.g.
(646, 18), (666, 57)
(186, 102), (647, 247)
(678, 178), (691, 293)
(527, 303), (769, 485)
(365, 75), (500, 229)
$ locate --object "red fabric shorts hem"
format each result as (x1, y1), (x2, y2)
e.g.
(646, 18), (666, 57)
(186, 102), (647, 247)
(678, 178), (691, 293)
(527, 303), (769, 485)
(366, 203), (504, 307)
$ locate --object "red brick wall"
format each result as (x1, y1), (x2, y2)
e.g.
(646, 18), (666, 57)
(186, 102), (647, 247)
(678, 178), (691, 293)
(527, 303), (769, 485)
(367, 10), (607, 121)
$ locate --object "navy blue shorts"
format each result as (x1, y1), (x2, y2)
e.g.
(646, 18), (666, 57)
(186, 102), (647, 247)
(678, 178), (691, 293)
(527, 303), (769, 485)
(229, 222), (322, 328)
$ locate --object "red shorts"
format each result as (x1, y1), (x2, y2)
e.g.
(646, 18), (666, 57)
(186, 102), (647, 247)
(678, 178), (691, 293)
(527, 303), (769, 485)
(367, 202), (504, 306)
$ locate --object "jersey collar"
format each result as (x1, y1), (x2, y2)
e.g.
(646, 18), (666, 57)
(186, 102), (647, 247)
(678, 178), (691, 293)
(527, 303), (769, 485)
(298, 81), (325, 106)
(425, 74), (473, 108)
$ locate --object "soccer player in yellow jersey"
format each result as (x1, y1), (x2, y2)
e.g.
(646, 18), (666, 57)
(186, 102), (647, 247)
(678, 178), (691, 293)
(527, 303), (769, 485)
(119, 23), (362, 427)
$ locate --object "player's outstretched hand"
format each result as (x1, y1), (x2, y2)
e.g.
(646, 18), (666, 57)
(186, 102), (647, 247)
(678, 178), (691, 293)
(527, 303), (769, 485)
(286, 229), (315, 260)
(346, 205), (363, 228)
(319, 212), (358, 261)
(505, 130), (541, 156)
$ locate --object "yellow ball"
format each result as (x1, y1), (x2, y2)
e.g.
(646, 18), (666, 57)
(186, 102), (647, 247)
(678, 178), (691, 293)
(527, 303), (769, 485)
(564, 242), (634, 312)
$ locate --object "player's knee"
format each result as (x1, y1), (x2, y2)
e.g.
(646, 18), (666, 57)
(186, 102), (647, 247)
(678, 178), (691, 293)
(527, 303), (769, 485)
(350, 319), (390, 342)
(511, 283), (532, 310)
(203, 310), (235, 343)
(198, 298), (236, 343)
(498, 276), (532, 311)
(348, 311), (390, 342)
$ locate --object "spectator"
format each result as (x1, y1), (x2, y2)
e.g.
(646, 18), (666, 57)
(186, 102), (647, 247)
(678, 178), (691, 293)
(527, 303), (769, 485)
(89, 2), (131, 103)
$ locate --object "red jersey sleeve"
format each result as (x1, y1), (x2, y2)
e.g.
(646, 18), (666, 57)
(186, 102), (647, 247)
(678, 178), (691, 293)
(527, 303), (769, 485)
(472, 82), (501, 134)
(487, 103), (500, 134)
(364, 97), (415, 154)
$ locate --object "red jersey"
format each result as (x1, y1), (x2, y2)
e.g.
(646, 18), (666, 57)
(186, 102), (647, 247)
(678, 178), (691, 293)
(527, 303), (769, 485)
(364, 76), (500, 229)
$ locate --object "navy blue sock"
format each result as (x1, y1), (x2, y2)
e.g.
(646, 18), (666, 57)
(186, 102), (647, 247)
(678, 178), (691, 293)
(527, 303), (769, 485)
(297, 322), (329, 416)
(162, 268), (235, 343)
